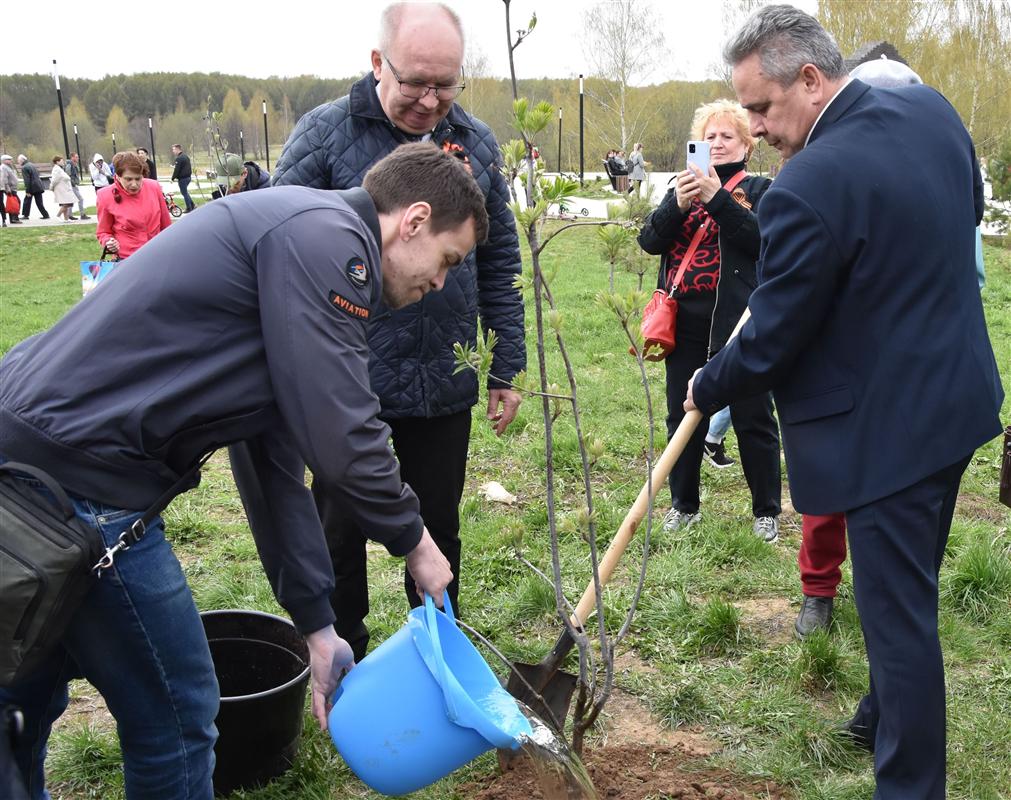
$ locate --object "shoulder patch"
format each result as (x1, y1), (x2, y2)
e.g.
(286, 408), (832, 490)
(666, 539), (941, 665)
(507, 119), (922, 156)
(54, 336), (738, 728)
(345, 256), (369, 288)
(329, 290), (370, 320)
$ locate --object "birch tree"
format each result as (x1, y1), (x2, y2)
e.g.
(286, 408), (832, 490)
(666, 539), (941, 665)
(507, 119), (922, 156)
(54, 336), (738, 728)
(581, 0), (666, 150)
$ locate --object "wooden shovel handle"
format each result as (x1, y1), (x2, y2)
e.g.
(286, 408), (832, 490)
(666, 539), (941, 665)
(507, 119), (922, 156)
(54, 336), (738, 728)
(569, 307), (752, 627)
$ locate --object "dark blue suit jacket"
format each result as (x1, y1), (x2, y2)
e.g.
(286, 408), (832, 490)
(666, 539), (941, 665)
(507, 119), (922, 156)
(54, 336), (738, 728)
(693, 80), (1004, 514)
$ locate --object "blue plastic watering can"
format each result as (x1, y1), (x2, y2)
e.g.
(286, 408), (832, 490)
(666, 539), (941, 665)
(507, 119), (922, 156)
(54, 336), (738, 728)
(328, 592), (532, 795)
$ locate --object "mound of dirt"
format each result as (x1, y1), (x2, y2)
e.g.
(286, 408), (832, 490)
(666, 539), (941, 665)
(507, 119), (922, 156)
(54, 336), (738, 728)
(460, 744), (789, 800)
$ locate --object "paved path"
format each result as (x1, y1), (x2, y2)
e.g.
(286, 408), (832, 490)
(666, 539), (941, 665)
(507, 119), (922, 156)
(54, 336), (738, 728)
(7, 173), (1007, 235)
(2, 180), (197, 230)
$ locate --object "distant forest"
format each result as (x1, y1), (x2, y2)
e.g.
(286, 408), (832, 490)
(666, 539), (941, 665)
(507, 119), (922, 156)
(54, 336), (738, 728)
(0, 70), (747, 175)
(2, 0), (1009, 179)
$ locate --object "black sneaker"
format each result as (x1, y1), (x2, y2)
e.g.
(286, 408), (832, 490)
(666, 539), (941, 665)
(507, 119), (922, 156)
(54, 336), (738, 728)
(703, 439), (735, 468)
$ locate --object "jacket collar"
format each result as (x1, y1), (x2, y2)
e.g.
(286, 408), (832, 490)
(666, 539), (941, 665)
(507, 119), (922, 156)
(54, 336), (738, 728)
(714, 159), (747, 181)
(338, 186), (383, 256)
(347, 72), (476, 142)
(806, 79), (871, 147)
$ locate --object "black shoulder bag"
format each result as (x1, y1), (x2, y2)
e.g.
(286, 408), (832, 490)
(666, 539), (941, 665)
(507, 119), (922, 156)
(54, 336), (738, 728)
(0, 456), (210, 687)
(1000, 424), (1011, 509)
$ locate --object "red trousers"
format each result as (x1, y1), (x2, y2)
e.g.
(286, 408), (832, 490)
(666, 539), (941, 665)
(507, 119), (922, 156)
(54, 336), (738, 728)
(798, 513), (847, 597)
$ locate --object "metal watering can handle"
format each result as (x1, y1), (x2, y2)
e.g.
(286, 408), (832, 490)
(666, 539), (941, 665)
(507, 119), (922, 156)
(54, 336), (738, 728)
(423, 591), (461, 723)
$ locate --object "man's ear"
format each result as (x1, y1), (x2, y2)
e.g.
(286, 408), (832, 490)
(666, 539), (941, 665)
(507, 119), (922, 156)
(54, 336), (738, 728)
(398, 202), (433, 240)
(371, 50), (383, 81)
(800, 63), (823, 98)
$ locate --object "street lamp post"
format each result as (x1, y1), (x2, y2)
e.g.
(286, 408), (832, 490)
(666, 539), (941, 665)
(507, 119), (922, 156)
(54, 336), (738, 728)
(578, 74), (584, 186)
(53, 60), (71, 161)
(262, 101), (270, 171)
(148, 117), (156, 173)
(557, 107), (562, 174)
(239, 130), (245, 161)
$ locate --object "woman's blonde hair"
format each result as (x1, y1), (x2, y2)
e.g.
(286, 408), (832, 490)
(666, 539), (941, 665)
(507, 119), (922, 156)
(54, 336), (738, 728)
(689, 99), (755, 160)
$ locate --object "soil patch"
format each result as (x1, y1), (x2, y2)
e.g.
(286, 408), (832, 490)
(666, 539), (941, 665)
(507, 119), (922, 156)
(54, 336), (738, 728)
(955, 493), (1010, 524)
(461, 743), (789, 799)
(736, 597), (795, 645)
(612, 648), (661, 677)
(590, 688), (718, 756)
(55, 680), (114, 732)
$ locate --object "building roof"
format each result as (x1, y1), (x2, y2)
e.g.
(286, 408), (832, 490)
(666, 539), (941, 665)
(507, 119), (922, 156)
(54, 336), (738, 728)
(844, 41), (907, 72)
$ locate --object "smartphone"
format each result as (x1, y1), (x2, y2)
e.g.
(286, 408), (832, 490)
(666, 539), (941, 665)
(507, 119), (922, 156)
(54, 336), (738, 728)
(686, 140), (711, 175)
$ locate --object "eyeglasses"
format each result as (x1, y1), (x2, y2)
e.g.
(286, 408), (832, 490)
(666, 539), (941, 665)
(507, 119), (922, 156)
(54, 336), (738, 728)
(383, 55), (466, 101)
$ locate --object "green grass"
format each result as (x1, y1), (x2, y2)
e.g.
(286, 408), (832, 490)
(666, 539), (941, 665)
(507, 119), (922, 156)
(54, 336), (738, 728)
(1, 225), (1009, 800)
(941, 532), (1011, 621)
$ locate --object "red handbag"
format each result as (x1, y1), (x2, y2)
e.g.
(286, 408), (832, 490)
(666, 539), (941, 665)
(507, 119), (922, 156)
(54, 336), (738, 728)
(635, 171), (747, 361)
(5, 193), (20, 215)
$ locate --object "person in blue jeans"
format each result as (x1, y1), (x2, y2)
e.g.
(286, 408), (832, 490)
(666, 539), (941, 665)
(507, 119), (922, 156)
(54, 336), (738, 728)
(0, 485), (219, 798)
(0, 144), (479, 799)
(170, 144), (195, 212)
(704, 407), (735, 468)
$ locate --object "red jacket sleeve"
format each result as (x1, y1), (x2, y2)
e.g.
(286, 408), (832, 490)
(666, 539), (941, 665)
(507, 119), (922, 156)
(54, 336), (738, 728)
(153, 180), (171, 232)
(95, 187), (114, 249)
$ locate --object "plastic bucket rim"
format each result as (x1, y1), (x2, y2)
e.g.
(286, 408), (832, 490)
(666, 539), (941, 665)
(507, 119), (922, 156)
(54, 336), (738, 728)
(414, 594), (531, 749)
(200, 608), (310, 703)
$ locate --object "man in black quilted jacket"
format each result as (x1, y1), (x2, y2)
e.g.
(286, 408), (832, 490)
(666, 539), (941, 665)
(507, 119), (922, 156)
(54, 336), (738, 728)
(273, 1), (525, 660)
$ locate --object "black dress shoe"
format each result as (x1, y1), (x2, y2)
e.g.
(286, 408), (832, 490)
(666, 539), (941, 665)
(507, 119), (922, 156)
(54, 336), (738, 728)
(840, 713), (875, 752)
(794, 595), (833, 639)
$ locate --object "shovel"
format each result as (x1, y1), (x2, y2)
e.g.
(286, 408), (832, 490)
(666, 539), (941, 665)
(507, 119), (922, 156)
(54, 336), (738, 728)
(504, 309), (752, 732)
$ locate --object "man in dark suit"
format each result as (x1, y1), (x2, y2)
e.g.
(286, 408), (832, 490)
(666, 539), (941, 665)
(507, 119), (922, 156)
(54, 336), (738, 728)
(685, 6), (1004, 798)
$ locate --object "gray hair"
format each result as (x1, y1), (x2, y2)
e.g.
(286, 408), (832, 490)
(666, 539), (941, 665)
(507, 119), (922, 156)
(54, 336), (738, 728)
(723, 4), (845, 86)
(378, 2), (465, 53)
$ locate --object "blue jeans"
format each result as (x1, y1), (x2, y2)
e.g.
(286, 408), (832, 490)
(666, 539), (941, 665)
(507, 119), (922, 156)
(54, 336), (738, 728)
(0, 473), (218, 799)
(178, 177), (195, 211)
(707, 406), (732, 441)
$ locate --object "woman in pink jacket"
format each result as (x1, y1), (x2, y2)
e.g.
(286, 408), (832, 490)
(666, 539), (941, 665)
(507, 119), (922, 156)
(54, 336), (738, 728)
(96, 151), (171, 259)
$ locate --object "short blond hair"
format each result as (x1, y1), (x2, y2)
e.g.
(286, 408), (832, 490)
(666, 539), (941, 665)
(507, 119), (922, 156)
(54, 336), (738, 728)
(690, 99), (756, 160)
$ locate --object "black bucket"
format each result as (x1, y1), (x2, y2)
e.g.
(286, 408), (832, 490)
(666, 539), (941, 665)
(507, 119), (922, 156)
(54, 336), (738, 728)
(200, 610), (311, 796)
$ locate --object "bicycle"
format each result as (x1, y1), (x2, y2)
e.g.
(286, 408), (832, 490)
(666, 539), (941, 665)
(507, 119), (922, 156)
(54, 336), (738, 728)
(164, 192), (183, 218)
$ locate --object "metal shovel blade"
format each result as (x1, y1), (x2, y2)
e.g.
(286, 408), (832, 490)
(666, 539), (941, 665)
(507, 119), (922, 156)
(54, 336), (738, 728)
(506, 658), (578, 734)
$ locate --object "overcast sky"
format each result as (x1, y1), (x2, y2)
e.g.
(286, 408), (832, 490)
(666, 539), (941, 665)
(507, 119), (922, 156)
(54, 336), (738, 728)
(42, 0), (816, 85)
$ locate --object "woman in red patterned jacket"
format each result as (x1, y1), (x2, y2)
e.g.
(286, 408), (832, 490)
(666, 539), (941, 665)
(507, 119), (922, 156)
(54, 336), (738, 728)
(638, 99), (782, 542)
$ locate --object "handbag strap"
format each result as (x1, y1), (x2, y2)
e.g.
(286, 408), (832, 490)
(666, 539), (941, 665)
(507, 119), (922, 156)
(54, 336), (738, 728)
(2, 451), (214, 573)
(667, 170), (749, 296)
(0, 462), (77, 521)
(93, 450), (216, 574)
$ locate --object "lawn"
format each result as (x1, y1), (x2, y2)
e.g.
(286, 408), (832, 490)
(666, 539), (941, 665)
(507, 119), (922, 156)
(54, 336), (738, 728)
(1, 222), (1009, 800)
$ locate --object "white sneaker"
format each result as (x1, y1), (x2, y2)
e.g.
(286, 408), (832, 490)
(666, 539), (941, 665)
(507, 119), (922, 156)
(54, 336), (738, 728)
(661, 508), (701, 533)
(753, 516), (779, 543)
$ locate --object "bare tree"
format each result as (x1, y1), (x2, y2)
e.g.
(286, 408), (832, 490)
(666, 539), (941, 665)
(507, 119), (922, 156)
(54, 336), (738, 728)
(940, 0), (1011, 146)
(462, 42), (492, 119)
(713, 0), (770, 85)
(581, 0), (666, 149)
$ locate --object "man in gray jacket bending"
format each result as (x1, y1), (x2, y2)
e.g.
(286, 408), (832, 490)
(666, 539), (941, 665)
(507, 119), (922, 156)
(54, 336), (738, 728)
(274, 1), (526, 660)
(0, 143), (484, 800)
